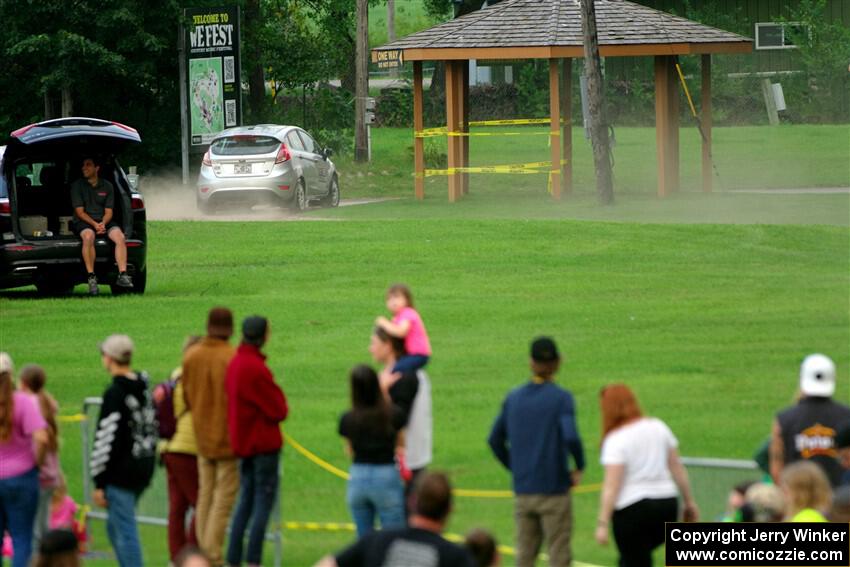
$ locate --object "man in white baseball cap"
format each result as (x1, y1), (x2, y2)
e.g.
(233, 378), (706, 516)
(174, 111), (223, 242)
(770, 354), (850, 486)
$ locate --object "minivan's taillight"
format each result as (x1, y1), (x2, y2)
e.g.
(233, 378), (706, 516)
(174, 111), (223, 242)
(202, 150), (212, 167)
(275, 144), (291, 164)
(131, 195), (145, 210)
(0, 199), (10, 214)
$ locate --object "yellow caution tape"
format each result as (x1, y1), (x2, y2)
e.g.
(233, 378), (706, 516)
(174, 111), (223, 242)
(420, 160), (567, 178)
(675, 63), (698, 119)
(415, 118), (570, 138)
(284, 432), (350, 481)
(284, 431), (600, 499)
(57, 414), (87, 423)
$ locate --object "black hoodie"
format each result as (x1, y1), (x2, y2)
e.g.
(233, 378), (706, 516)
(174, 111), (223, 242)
(90, 371), (157, 494)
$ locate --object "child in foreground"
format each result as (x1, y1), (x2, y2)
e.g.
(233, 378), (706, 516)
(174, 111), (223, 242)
(375, 283), (432, 372)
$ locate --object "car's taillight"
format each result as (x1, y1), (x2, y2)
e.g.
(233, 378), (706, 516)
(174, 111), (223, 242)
(131, 195), (145, 210)
(110, 121), (138, 134)
(0, 199), (10, 214)
(10, 124), (35, 138)
(275, 144), (291, 164)
(200, 187), (210, 193)
(202, 150), (212, 166)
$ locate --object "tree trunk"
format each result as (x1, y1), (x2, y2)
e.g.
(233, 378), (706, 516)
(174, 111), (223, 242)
(61, 87), (74, 117)
(387, 0), (396, 43)
(387, 0), (397, 77)
(354, 0), (369, 162)
(245, 0), (266, 121)
(44, 91), (59, 120)
(580, 0), (614, 204)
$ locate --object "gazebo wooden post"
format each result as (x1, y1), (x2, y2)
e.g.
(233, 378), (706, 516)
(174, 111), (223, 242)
(561, 58), (573, 195)
(462, 61), (470, 195)
(654, 55), (671, 198)
(701, 54), (713, 193)
(445, 60), (461, 202)
(413, 61), (425, 200)
(548, 58), (561, 200)
(668, 58), (680, 193)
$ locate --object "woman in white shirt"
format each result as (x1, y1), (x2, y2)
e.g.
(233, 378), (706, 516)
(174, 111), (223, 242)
(595, 384), (698, 567)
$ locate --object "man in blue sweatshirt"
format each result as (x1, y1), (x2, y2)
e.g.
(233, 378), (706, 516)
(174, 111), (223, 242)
(488, 337), (585, 567)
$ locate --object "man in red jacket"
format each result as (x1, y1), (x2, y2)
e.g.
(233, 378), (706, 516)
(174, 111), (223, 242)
(224, 316), (288, 567)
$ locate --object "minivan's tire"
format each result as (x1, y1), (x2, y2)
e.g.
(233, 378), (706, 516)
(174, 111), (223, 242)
(111, 267), (146, 296)
(294, 179), (308, 212)
(35, 280), (74, 296)
(322, 176), (340, 208)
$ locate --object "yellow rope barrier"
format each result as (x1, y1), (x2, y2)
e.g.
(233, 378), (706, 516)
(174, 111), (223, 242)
(57, 414), (87, 423)
(675, 63), (699, 119)
(283, 431), (600, 499)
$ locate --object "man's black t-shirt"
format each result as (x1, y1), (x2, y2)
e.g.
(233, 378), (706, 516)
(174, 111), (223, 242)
(338, 406), (406, 464)
(335, 527), (475, 567)
(71, 178), (115, 222)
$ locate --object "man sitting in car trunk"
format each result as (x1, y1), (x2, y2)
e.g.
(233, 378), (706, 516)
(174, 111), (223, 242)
(70, 157), (132, 295)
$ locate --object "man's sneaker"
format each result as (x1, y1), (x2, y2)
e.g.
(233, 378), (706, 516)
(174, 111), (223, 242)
(87, 275), (99, 296)
(116, 272), (133, 288)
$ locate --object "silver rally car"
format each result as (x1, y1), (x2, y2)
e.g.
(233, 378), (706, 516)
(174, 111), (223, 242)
(196, 124), (340, 214)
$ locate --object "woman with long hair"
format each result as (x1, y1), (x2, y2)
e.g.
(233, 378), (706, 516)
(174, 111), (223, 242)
(595, 384), (698, 567)
(338, 364), (406, 537)
(0, 353), (49, 567)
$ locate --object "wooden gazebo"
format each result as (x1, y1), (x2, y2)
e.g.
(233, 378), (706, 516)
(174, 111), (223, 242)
(371, 0), (752, 201)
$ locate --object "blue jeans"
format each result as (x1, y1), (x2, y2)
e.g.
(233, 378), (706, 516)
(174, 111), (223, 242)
(0, 467), (39, 567)
(346, 463), (405, 538)
(226, 452), (280, 565)
(105, 485), (143, 567)
(393, 355), (429, 373)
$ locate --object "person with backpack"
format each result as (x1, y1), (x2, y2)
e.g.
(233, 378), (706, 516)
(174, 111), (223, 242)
(155, 336), (202, 562)
(89, 335), (157, 567)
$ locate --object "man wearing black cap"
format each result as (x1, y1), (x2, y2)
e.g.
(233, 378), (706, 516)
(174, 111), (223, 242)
(487, 337), (585, 567)
(224, 316), (288, 567)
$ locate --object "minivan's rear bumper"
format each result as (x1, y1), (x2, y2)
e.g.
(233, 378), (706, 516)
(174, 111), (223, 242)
(0, 238), (146, 290)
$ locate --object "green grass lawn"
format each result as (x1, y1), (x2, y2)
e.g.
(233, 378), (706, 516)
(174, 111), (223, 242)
(335, 124), (850, 198)
(1, 198), (848, 565)
(368, 0), (445, 49)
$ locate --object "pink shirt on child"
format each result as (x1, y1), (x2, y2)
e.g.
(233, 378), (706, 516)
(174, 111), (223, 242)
(394, 307), (432, 356)
(50, 494), (78, 530)
(0, 391), (47, 479)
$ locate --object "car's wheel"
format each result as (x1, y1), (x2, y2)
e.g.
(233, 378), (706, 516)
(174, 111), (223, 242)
(34, 279), (74, 297)
(111, 267), (146, 296)
(294, 179), (308, 212)
(322, 176), (340, 208)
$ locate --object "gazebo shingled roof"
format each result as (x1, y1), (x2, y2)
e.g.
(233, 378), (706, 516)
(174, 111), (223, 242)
(376, 0), (750, 53)
(371, 0), (753, 201)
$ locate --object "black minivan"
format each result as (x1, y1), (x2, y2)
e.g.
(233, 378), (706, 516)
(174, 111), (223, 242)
(0, 118), (147, 295)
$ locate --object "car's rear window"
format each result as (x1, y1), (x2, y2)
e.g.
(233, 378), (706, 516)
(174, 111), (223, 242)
(210, 136), (280, 156)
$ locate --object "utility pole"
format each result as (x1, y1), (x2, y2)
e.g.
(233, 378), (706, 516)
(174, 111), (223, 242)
(580, 0), (614, 204)
(354, 0), (369, 162)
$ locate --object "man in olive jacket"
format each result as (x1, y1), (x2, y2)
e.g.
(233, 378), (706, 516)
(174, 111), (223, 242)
(182, 307), (237, 565)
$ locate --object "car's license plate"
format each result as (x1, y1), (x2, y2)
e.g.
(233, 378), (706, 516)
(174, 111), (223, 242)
(234, 163), (251, 174)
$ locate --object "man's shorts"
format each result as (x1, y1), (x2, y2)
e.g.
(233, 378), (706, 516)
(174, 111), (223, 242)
(72, 219), (120, 237)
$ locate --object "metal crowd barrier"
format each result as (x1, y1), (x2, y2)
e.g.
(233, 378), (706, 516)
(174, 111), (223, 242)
(80, 397), (283, 566)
